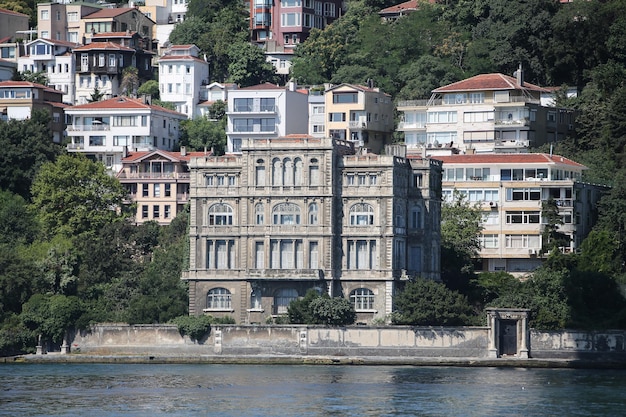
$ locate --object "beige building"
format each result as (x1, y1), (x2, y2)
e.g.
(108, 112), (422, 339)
(182, 137), (442, 324)
(36, 2), (102, 44)
(325, 83), (394, 154)
(397, 68), (576, 155)
(117, 148), (207, 225)
(432, 153), (606, 275)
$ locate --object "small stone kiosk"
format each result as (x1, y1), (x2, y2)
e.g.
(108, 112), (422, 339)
(486, 308), (530, 358)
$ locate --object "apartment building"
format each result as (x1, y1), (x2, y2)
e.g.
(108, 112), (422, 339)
(397, 68), (576, 155)
(139, 0), (188, 49)
(158, 44), (209, 119)
(18, 39), (78, 104)
(73, 32), (155, 104)
(182, 137), (442, 324)
(250, 0), (344, 49)
(430, 153), (605, 275)
(65, 95), (186, 173)
(197, 82), (237, 118)
(308, 88), (325, 138)
(0, 80), (67, 142)
(82, 7), (155, 44)
(117, 147), (206, 225)
(36, 2), (102, 44)
(225, 82), (308, 153)
(325, 83), (395, 154)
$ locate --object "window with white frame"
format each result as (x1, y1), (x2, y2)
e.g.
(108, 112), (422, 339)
(350, 288), (374, 311)
(255, 241), (264, 269)
(206, 239), (235, 269)
(428, 111), (457, 123)
(506, 211), (540, 224)
(482, 211), (499, 225)
(349, 203), (374, 226)
(272, 203), (301, 225)
(208, 203), (233, 225)
(346, 240), (377, 269)
(480, 234), (499, 249)
(505, 234), (541, 249)
(270, 239), (303, 269)
(281, 13), (300, 26)
(309, 161), (320, 186)
(256, 164), (266, 186)
(309, 241), (318, 269)
(206, 287), (231, 310)
(506, 188), (541, 201)
(40, 10), (49, 20)
(255, 203), (264, 225)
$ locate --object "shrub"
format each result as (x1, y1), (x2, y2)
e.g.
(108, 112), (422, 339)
(170, 315), (212, 342)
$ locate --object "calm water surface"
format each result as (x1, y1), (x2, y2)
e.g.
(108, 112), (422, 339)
(1, 363), (625, 416)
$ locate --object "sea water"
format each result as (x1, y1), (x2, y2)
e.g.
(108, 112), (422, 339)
(1, 363), (625, 416)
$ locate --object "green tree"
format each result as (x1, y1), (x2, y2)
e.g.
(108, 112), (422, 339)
(87, 86), (105, 103)
(20, 293), (84, 345)
(0, 110), (62, 199)
(180, 116), (226, 154)
(440, 190), (484, 290)
(137, 79), (160, 100)
(13, 70), (48, 86)
(0, 190), (38, 245)
(120, 66), (140, 97)
(30, 154), (130, 239)
(227, 42), (279, 87)
(541, 198), (570, 255)
(393, 278), (476, 326)
(288, 289), (322, 324)
(309, 297), (356, 326)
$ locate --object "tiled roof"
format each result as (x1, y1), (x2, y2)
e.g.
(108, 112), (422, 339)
(121, 149), (209, 162)
(83, 8), (133, 19)
(67, 96), (187, 117)
(379, 0), (420, 14)
(433, 73), (548, 93)
(430, 153), (586, 169)
(240, 82), (284, 90)
(92, 31), (137, 38)
(158, 54), (207, 64)
(28, 38), (80, 48)
(73, 41), (135, 52)
(326, 83), (392, 96)
(0, 80), (62, 95)
(0, 7), (29, 17)
(170, 45), (195, 49)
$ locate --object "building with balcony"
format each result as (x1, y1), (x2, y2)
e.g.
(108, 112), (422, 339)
(158, 44), (209, 119)
(18, 39), (78, 104)
(225, 81), (308, 153)
(430, 153), (606, 275)
(65, 95), (186, 173)
(250, 0), (344, 50)
(325, 83), (395, 154)
(36, 2), (102, 44)
(182, 137), (442, 324)
(73, 32), (155, 104)
(81, 7), (155, 44)
(117, 147), (206, 224)
(397, 68), (576, 155)
(0, 80), (67, 142)
(308, 88), (325, 138)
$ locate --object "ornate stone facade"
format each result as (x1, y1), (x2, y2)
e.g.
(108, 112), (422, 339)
(183, 136), (442, 324)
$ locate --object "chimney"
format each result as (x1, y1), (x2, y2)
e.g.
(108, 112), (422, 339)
(180, 146), (186, 156)
(515, 63), (524, 86)
(288, 79), (297, 91)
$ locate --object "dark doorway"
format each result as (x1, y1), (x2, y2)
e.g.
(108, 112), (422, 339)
(499, 319), (518, 356)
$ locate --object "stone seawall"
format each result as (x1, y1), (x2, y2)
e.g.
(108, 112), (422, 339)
(64, 324), (626, 362)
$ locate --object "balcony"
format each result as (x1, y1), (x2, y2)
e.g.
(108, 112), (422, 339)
(348, 120), (367, 129)
(67, 124), (110, 131)
(494, 118), (530, 127)
(397, 121), (426, 130)
(230, 105), (277, 113)
(231, 126), (276, 134)
(117, 172), (190, 180)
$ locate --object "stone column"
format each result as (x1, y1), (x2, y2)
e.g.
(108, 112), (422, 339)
(487, 311), (498, 358)
(518, 315), (529, 358)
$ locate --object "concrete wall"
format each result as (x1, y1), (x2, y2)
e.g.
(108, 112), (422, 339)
(68, 324), (626, 360)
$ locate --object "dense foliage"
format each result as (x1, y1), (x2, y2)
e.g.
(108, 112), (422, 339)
(288, 289), (356, 326)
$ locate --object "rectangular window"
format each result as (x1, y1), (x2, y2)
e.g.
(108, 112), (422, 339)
(428, 111), (457, 123)
(329, 112), (346, 122)
(154, 184), (160, 197)
(506, 211), (540, 224)
(142, 205), (148, 218)
(281, 13), (300, 26)
(98, 54), (105, 67)
(108, 54), (116, 67)
(164, 205), (171, 219)
(153, 205), (160, 218)
(113, 116), (137, 126)
(333, 93), (358, 103)
(89, 136), (105, 146)
(165, 184), (171, 197)
(255, 242), (264, 269)
(142, 184), (149, 197)
(41, 10), (49, 20)
(506, 188), (542, 201)
(309, 241), (318, 269)
(481, 234), (499, 249)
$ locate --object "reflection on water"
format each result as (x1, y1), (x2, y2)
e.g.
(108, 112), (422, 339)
(1, 364), (626, 416)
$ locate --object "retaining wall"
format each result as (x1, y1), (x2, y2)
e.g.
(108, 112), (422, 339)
(68, 324), (626, 360)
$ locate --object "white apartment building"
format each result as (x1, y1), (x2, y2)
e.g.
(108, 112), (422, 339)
(308, 89), (325, 138)
(18, 39), (77, 104)
(225, 81), (308, 153)
(158, 44), (209, 119)
(397, 68), (576, 155)
(430, 153), (606, 275)
(65, 95), (186, 173)
(182, 138), (442, 324)
(197, 82), (237, 118)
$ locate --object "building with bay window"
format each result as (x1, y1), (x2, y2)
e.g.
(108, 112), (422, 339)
(65, 95), (186, 173)
(431, 153), (606, 275)
(183, 137), (442, 324)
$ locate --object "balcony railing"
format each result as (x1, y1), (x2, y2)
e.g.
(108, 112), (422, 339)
(118, 172), (191, 179)
(231, 105), (277, 113)
(348, 120), (367, 129)
(67, 124), (110, 131)
(397, 121), (426, 130)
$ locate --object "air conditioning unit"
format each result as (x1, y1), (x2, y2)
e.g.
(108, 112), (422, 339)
(529, 249), (537, 255)
(489, 201), (498, 208)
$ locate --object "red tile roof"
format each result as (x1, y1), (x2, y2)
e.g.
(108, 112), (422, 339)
(430, 153), (586, 169)
(121, 149), (210, 162)
(67, 96), (186, 117)
(240, 82), (284, 90)
(92, 31), (138, 38)
(0, 80), (62, 95)
(73, 41), (135, 52)
(83, 8), (135, 19)
(158, 54), (207, 64)
(29, 38), (80, 48)
(433, 73), (548, 93)
(0, 7), (29, 17)
(170, 45), (195, 49)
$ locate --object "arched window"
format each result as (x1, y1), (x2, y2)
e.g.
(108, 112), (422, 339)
(207, 287), (231, 309)
(294, 158), (303, 186)
(272, 158), (281, 186)
(308, 203), (318, 225)
(350, 288), (374, 311)
(208, 203), (233, 225)
(283, 158), (293, 186)
(274, 288), (298, 314)
(349, 203), (374, 225)
(272, 202), (301, 225)
(255, 203), (264, 225)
